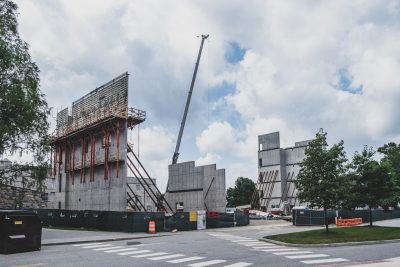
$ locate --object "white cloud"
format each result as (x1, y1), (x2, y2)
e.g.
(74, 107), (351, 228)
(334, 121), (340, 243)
(128, 126), (174, 191)
(196, 153), (222, 166)
(13, 0), (400, 191)
(196, 121), (236, 155)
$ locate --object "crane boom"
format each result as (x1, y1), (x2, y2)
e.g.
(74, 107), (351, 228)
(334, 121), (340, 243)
(172, 34), (209, 165)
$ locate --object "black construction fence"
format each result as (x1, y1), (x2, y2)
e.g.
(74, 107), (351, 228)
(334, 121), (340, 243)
(30, 209), (249, 233)
(293, 208), (400, 226)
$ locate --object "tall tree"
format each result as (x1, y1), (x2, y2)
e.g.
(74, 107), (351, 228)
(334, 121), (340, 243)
(226, 177), (255, 207)
(348, 146), (396, 226)
(0, 0), (49, 186)
(295, 129), (348, 232)
(378, 142), (400, 205)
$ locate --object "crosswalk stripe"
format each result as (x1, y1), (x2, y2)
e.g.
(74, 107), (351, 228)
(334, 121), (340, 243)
(167, 256), (206, 263)
(105, 248), (137, 253)
(131, 252), (167, 258)
(73, 242), (103, 247)
(118, 250), (150, 256)
(286, 254), (328, 259)
(253, 246), (282, 249)
(188, 259), (227, 267)
(149, 254), (185, 260)
(301, 258), (349, 264)
(232, 240), (257, 243)
(93, 246), (123, 251)
(242, 243), (267, 246)
(274, 251), (312, 255)
(82, 244), (112, 249)
(223, 262), (253, 267)
(262, 248), (298, 252)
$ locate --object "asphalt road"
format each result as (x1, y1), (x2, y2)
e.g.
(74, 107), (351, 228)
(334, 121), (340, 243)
(1, 221), (400, 267)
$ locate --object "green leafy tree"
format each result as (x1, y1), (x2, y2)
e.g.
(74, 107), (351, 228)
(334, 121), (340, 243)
(348, 146), (397, 226)
(226, 177), (255, 207)
(378, 142), (400, 205)
(0, 0), (49, 187)
(295, 129), (348, 232)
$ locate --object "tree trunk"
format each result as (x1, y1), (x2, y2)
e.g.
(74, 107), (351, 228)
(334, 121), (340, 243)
(369, 206), (373, 227)
(324, 207), (329, 232)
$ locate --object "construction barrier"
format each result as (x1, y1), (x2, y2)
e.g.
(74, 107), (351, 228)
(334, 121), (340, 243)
(235, 211), (250, 226)
(26, 209), (249, 233)
(293, 209), (400, 226)
(292, 209), (336, 226)
(336, 217), (362, 226)
(148, 220), (155, 234)
(165, 212), (191, 231)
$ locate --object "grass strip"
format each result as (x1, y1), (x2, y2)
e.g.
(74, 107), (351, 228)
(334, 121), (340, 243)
(265, 226), (400, 244)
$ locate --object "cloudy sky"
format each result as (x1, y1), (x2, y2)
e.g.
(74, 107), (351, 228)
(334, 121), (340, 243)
(14, 0), (400, 190)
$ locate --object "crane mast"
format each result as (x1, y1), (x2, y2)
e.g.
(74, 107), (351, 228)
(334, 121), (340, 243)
(172, 34), (209, 165)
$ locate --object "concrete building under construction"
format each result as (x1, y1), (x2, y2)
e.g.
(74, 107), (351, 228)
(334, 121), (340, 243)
(164, 161), (227, 212)
(48, 73), (171, 212)
(251, 132), (310, 213)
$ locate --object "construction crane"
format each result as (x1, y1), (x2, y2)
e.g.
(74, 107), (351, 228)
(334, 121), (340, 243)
(172, 34), (209, 164)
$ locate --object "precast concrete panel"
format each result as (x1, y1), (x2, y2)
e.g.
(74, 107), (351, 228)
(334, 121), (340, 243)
(285, 146), (307, 165)
(52, 124), (128, 211)
(259, 149), (281, 166)
(166, 161), (226, 212)
(258, 132), (280, 151)
(295, 140), (311, 147)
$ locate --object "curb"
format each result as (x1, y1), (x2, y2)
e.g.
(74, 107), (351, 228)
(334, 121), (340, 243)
(42, 233), (171, 246)
(259, 237), (400, 247)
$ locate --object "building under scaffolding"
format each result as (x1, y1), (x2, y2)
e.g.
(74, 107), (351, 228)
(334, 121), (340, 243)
(48, 73), (172, 212)
(251, 132), (310, 213)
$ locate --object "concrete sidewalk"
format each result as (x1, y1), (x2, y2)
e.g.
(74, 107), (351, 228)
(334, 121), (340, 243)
(42, 228), (170, 246)
(373, 218), (400, 227)
(347, 257), (400, 267)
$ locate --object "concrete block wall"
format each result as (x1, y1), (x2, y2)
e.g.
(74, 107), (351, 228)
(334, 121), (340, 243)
(165, 161), (226, 212)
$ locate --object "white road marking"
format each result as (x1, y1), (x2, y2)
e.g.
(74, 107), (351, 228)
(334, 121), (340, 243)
(105, 248), (138, 253)
(117, 249), (150, 256)
(253, 246), (283, 249)
(232, 240), (258, 243)
(82, 244), (112, 249)
(286, 254), (329, 259)
(223, 262), (253, 267)
(149, 253), (185, 260)
(301, 258), (349, 264)
(274, 251), (313, 255)
(262, 248), (298, 252)
(188, 259), (227, 267)
(167, 256), (206, 263)
(93, 246), (123, 251)
(73, 242), (103, 247)
(131, 252), (167, 258)
(241, 242), (265, 247)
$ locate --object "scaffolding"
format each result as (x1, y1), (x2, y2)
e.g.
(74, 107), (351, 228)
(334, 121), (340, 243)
(49, 72), (168, 212)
